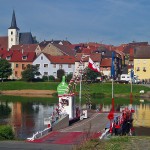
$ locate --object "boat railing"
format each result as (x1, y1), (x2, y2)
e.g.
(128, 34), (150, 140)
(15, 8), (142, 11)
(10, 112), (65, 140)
(26, 127), (51, 141)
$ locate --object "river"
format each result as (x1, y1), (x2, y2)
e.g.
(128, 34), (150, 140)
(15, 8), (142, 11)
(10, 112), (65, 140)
(0, 98), (150, 139)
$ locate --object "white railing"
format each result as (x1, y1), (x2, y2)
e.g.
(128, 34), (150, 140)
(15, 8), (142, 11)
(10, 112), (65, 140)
(26, 127), (51, 141)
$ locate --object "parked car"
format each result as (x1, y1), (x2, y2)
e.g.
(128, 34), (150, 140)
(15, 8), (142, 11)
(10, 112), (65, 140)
(95, 76), (103, 82)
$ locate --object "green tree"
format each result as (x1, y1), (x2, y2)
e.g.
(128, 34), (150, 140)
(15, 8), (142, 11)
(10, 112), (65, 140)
(0, 59), (12, 82)
(66, 73), (73, 82)
(21, 64), (40, 82)
(85, 67), (101, 81)
(57, 69), (65, 80)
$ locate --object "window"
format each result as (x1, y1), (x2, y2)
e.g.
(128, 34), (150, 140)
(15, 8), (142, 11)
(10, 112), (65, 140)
(41, 56), (43, 60)
(143, 67), (146, 72)
(11, 38), (13, 41)
(68, 64), (71, 68)
(44, 72), (48, 76)
(36, 64), (40, 67)
(22, 56), (27, 60)
(16, 64), (19, 68)
(61, 98), (69, 106)
(53, 64), (56, 68)
(15, 71), (18, 76)
(6, 56), (11, 60)
(59, 64), (63, 69)
(11, 31), (13, 35)
(137, 67), (140, 71)
(44, 64), (48, 68)
(22, 64), (25, 70)
(53, 72), (56, 76)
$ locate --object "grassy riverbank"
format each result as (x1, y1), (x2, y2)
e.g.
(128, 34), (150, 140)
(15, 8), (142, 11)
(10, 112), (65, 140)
(76, 136), (150, 150)
(0, 81), (149, 95)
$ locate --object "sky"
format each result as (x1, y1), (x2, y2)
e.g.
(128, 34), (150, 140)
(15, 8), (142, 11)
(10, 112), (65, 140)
(1, 0), (150, 46)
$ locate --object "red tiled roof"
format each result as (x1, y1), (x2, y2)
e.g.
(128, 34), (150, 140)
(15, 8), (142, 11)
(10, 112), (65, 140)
(0, 36), (8, 50)
(101, 58), (112, 67)
(52, 43), (75, 56)
(0, 50), (36, 62)
(11, 44), (38, 52)
(75, 53), (101, 62)
(82, 48), (93, 54)
(134, 46), (150, 59)
(44, 53), (75, 64)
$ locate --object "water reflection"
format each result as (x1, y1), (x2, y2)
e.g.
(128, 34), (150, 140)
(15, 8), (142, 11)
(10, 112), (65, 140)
(0, 101), (56, 139)
(0, 102), (11, 119)
(0, 98), (150, 139)
(133, 103), (150, 127)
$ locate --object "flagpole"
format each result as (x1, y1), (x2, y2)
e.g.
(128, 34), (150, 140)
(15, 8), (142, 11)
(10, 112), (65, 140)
(112, 76), (114, 111)
(111, 51), (115, 112)
(79, 54), (90, 114)
(130, 70), (133, 105)
(79, 71), (82, 111)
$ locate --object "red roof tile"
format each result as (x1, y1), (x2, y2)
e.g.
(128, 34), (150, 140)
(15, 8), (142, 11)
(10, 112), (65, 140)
(75, 53), (101, 62)
(11, 44), (38, 52)
(0, 36), (8, 50)
(44, 53), (75, 64)
(0, 50), (36, 62)
(101, 58), (112, 67)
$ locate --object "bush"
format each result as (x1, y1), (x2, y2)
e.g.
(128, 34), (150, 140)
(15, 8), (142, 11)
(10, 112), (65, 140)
(42, 76), (49, 81)
(66, 73), (73, 82)
(0, 125), (15, 140)
(42, 75), (55, 82)
(49, 75), (55, 82)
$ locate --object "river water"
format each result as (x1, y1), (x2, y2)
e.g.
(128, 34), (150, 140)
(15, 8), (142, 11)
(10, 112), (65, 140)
(0, 99), (150, 139)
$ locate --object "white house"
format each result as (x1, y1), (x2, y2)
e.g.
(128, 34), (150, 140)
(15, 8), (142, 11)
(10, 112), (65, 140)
(33, 53), (75, 78)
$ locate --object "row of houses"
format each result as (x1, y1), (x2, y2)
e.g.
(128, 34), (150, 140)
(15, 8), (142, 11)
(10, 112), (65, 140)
(0, 39), (125, 80)
(1, 38), (150, 81)
(1, 11), (150, 81)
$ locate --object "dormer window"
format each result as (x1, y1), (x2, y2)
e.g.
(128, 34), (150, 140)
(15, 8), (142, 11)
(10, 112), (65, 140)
(59, 41), (63, 45)
(102, 51), (105, 55)
(6, 56), (11, 60)
(22, 56), (27, 60)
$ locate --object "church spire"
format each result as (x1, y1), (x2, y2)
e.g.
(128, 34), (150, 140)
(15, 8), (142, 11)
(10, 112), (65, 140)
(8, 10), (19, 30)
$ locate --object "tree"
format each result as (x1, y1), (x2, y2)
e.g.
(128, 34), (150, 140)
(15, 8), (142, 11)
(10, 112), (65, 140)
(66, 73), (73, 82)
(21, 64), (40, 81)
(0, 59), (12, 82)
(85, 67), (101, 82)
(57, 69), (65, 80)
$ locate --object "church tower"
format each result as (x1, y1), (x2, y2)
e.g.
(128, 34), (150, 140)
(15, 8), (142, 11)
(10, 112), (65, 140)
(8, 10), (20, 49)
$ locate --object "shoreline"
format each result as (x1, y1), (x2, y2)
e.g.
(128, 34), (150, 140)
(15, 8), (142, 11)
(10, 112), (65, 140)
(0, 89), (150, 99)
(0, 90), (56, 98)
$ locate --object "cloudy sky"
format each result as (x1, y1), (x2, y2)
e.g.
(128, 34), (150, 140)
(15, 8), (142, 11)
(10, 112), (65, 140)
(0, 0), (150, 45)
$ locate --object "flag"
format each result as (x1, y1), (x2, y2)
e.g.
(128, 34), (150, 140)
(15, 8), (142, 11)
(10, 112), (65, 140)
(88, 57), (100, 72)
(111, 51), (115, 78)
(130, 69), (134, 79)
